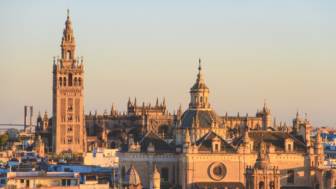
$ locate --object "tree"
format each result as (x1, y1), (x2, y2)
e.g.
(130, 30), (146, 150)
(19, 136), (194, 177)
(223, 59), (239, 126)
(0, 133), (9, 147)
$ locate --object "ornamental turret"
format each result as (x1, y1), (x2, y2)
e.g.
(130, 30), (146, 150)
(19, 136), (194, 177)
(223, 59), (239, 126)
(124, 165), (142, 189)
(151, 164), (160, 189)
(256, 100), (272, 129)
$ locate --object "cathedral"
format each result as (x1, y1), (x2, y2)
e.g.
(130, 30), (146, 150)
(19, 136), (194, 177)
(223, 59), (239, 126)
(34, 11), (336, 189)
(118, 60), (336, 189)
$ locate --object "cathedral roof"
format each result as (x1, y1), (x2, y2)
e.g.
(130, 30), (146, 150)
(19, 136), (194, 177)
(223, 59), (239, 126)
(120, 131), (175, 153)
(139, 132), (175, 153)
(234, 130), (306, 152)
(196, 131), (235, 152)
(181, 109), (222, 129)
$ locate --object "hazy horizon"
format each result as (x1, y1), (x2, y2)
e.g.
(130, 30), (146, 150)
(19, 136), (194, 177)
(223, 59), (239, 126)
(1, 1), (336, 127)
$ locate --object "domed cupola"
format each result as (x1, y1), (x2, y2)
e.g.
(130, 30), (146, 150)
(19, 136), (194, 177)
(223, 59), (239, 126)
(189, 59), (210, 110)
(180, 59), (221, 129)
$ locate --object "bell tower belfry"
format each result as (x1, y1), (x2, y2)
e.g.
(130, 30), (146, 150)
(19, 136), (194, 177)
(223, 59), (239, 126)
(52, 10), (86, 154)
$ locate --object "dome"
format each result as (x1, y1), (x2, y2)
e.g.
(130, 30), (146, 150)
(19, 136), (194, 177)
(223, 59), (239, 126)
(181, 109), (221, 129)
(190, 80), (209, 91)
(125, 165), (142, 186)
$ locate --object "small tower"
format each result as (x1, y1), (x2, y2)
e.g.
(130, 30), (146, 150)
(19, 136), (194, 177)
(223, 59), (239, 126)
(151, 164), (160, 189)
(36, 112), (42, 129)
(124, 165), (142, 189)
(257, 100), (272, 129)
(35, 136), (45, 157)
(239, 130), (253, 153)
(292, 111), (302, 134)
(183, 128), (192, 153)
(42, 111), (49, 130)
(189, 59), (211, 110)
(315, 129), (324, 167)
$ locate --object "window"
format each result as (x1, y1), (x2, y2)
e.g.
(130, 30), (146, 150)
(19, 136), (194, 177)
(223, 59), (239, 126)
(63, 77), (67, 86)
(288, 144), (292, 151)
(161, 167), (169, 182)
(121, 166), (126, 181)
(213, 165), (223, 176)
(62, 179), (66, 186)
(287, 170), (294, 184)
(259, 181), (265, 189)
(68, 105), (73, 112)
(215, 144), (219, 151)
(68, 98), (73, 112)
(59, 77), (63, 87)
(74, 78), (78, 86)
(269, 181), (275, 189)
(68, 73), (73, 86)
(67, 115), (73, 121)
(67, 50), (71, 60)
(78, 78), (82, 86)
(67, 136), (73, 144)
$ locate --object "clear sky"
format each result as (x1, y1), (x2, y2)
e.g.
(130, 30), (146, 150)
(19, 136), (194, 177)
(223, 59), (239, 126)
(1, 1), (336, 127)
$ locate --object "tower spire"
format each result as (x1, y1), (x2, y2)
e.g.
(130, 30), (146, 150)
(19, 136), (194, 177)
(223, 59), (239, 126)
(198, 58), (202, 72)
(61, 9), (76, 66)
(196, 58), (205, 85)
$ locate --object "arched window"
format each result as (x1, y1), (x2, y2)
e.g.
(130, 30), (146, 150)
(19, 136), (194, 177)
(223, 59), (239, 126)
(259, 181), (265, 189)
(74, 78), (78, 86)
(269, 181), (275, 189)
(161, 167), (169, 182)
(287, 170), (294, 184)
(63, 77), (67, 86)
(66, 50), (71, 60)
(288, 144), (292, 151)
(78, 78), (82, 86)
(59, 77), (62, 87)
(68, 73), (73, 86)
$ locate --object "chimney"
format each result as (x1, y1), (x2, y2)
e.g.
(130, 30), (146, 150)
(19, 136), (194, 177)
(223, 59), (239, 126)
(24, 106), (28, 130)
(29, 106), (33, 127)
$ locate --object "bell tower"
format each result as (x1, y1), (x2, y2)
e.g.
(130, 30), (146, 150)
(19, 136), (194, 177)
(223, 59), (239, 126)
(52, 10), (86, 154)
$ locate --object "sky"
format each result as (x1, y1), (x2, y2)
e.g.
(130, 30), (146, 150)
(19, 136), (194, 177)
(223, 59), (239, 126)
(0, 1), (336, 127)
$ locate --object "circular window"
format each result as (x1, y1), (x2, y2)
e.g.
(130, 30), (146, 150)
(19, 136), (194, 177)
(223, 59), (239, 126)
(208, 162), (226, 181)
